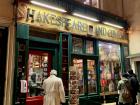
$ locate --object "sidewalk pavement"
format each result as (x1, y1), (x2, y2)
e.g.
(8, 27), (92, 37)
(102, 103), (139, 105)
(102, 102), (116, 105)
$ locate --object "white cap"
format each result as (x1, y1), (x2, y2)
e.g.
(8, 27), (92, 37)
(50, 69), (57, 75)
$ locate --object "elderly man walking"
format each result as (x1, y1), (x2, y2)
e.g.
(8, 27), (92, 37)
(43, 69), (65, 105)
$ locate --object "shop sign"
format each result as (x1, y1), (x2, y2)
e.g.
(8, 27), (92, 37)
(17, 3), (128, 44)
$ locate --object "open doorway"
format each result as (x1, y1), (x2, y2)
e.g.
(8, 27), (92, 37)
(0, 27), (8, 105)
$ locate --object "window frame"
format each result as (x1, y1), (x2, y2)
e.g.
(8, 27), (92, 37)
(71, 36), (99, 95)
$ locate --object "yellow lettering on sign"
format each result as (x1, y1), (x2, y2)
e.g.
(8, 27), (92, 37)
(17, 3), (128, 44)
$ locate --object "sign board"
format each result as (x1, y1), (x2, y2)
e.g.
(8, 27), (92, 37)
(17, 3), (128, 44)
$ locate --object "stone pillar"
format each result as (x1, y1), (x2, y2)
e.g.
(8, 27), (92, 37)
(69, 66), (79, 105)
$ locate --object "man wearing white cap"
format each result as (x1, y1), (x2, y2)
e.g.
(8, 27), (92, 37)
(42, 69), (65, 105)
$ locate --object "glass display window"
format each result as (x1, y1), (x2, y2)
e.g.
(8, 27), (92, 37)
(86, 40), (94, 54)
(73, 58), (84, 94)
(99, 41), (121, 93)
(72, 58), (97, 95)
(87, 60), (97, 93)
(27, 51), (52, 97)
(72, 37), (83, 53)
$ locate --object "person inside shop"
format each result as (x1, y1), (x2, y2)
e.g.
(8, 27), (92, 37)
(128, 69), (139, 105)
(42, 69), (65, 105)
(28, 71), (37, 96)
(117, 73), (132, 105)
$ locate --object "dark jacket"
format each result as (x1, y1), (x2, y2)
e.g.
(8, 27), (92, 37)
(129, 74), (139, 95)
(129, 74), (139, 103)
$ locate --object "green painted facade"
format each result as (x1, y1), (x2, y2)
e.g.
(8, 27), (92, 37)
(13, 0), (129, 105)
(13, 23), (129, 105)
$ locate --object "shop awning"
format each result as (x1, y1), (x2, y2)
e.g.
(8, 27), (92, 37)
(126, 53), (140, 58)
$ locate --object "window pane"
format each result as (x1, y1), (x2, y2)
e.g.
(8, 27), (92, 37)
(72, 37), (83, 53)
(27, 53), (48, 97)
(73, 58), (84, 94)
(87, 60), (97, 93)
(99, 41), (121, 93)
(86, 40), (94, 54)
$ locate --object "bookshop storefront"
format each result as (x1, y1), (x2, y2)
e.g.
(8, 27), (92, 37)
(13, 1), (129, 105)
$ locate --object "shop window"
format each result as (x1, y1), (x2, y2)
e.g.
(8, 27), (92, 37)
(86, 40), (94, 54)
(73, 58), (84, 94)
(72, 37), (97, 94)
(72, 37), (83, 53)
(87, 60), (97, 93)
(27, 52), (50, 97)
(75, 0), (99, 8)
(73, 58), (97, 94)
(99, 41), (121, 94)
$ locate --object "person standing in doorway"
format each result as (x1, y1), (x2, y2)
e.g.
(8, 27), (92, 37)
(43, 69), (65, 105)
(128, 69), (139, 105)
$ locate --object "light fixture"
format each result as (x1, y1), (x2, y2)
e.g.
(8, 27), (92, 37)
(103, 22), (123, 29)
(99, 43), (102, 47)
(109, 45), (112, 49)
(30, 0), (67, 13)
(73, 13), (99, 22)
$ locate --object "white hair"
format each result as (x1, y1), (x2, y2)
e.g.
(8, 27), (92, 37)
(50, 69), (57, 75)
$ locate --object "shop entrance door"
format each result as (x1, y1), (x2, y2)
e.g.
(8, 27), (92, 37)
(26, 50), (52, 105)
(0, 28), (8, 105)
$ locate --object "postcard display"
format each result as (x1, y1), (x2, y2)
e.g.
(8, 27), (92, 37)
(69, 66), (80, 105)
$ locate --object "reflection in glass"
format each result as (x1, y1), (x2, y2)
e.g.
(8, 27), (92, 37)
(99, 41), (121, 93)
(27, 53), (48, 97)
(87, 60), (97, 93)
(86, 40), (93, 54)
(73, 58), (84, 94)
(75, 0), (99, 8)
(72, 37), (83, 53)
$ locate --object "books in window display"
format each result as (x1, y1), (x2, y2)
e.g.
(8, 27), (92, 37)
(69, 66), (79, 105)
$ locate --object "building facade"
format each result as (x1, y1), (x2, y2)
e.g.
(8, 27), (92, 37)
(78, 0), (140, 103)
(12, 0), (129, 105)
(0, 0), (15, 105)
